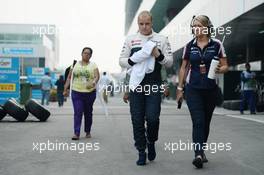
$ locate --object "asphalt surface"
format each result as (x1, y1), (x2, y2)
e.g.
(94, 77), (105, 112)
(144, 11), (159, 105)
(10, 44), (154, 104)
(0, 95), (263, 175)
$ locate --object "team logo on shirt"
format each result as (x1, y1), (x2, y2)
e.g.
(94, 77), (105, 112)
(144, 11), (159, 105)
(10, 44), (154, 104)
(151, 40), (161, 47)
(166, 42), (172, 55)
(190, 47), (199, 54)
(207, 50), (215, 53)
(121, 42), (127, 53)
(131, 40), (142, 46)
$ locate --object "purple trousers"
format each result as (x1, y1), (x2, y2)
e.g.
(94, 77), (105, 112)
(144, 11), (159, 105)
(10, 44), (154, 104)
(71, 90), (96, 136)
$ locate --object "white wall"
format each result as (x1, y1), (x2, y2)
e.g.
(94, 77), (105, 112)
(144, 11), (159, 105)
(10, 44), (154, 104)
(160, 0), (264, 52)
(127, 0), (157, 35)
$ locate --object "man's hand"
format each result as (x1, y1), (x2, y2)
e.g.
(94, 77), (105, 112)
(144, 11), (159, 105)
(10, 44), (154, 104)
(151, 47), (160, 58)
(123, 92), (129, 103)
(163, 86), (170, 97)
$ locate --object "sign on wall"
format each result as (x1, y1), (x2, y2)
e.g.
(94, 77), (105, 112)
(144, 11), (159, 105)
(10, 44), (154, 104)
(0, 57), (20, 105)
(26, 67), (49, 99)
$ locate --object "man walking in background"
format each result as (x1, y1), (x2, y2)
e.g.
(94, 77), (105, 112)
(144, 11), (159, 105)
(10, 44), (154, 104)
(240, 62), (257, 114)
(41, 72), (52, 106)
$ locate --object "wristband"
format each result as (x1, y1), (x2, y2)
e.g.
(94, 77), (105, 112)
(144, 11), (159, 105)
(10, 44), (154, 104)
(177, 87), (183, 91)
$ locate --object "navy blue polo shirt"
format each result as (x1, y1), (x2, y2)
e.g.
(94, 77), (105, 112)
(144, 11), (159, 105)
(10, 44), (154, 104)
(182, 38), (226, 89)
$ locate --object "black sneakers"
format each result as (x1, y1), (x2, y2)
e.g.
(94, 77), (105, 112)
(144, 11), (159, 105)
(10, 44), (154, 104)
(71, 135), (79, 140)
(136, 143), (156, 166)
(147, 143), (156, 161)
(202, 153), (208, 163)
(192, 156), (203, 169)
(136, 152), (146, 166)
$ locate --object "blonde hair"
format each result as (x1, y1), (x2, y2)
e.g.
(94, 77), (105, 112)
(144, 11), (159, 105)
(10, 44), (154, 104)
(191, 15), (213, 37)
(138, 10), (153, 22)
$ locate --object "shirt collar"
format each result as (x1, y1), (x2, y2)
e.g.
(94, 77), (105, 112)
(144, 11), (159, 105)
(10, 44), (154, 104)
(138, 29), (155, 39)
(192, 38), (213, 47)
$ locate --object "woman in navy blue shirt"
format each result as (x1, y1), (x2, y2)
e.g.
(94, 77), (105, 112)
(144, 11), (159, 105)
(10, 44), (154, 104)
(177, 15), (228, 169)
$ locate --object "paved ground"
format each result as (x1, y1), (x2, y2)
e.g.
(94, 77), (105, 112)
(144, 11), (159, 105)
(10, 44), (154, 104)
(0, 95), (263, 175)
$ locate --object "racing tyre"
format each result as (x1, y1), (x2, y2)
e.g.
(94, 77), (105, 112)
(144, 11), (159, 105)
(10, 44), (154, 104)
(25, 99), (50, 122)
(3, 98), (28, 122)
(0, 105), (7, 120)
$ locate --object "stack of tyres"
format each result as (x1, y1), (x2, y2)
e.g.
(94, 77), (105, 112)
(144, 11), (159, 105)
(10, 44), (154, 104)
(223, 100), (248, 111)
(25, 99), (50, 122)
(0, 105), (7, 120)
(230, 100), (241, 110)
(222, 101), (232, 110)
(256, 102), (264, 112)
(3, 98), (28, 122)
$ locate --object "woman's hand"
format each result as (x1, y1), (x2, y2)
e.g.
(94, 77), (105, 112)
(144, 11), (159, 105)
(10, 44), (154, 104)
(86, 80), (96, 89)
(92, 80), (97, 88)
(176, 89), (184, 103)
(215, 63), (221, 73)
(215, 58), (228, 74)
(63, 89), (69, 97)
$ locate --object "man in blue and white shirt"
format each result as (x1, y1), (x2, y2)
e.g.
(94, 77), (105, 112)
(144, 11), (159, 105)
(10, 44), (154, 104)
(41, 72), (52, 105)
(240, 63), (257, 114)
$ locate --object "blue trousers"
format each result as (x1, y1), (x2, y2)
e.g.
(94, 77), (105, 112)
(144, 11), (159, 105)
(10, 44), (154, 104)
(186, 85), (217, 157)
(240, 90), (256, 113)
(129, 86), (161, 152)
(71, 90), (96, 136)
(41, 90), (50, 105)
